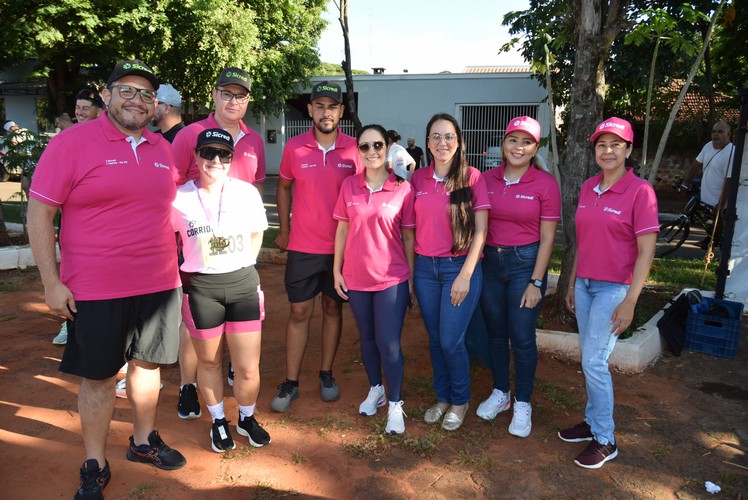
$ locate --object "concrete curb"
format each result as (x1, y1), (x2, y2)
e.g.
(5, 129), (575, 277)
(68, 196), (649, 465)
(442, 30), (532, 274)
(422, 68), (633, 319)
(0, 245), (677, 373)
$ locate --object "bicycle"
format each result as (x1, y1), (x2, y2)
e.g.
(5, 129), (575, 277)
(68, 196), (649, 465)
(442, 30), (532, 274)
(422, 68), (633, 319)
(655, 179), (716, 257)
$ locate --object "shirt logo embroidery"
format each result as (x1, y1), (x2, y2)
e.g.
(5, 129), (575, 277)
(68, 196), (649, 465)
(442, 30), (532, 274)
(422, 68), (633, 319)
(337, 162), (354, 169)
(300, 163), (316, 169)
(516, 194), (535, 200)
(153, 162), (170, 170)
(105, 159), (128, 166)
(604, 207), (622, 215)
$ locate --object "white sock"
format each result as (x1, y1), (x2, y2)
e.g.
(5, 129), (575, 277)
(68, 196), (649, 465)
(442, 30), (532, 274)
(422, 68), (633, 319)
(238, 403), (256, 421)
(207, 401), (225, 422)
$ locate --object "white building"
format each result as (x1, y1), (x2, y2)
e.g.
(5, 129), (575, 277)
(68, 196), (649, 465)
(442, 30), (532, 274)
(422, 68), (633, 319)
(254, 69), (550, 174)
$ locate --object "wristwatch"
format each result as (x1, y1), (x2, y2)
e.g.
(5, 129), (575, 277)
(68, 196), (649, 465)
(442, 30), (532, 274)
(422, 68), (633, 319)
(529, 279), (543, 288)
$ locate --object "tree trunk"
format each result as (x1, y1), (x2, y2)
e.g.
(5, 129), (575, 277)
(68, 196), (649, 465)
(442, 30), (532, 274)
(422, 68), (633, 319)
(554, 0), (629, 312)
(544, 39), (561, 180)
(700, 21), (717, 125)
(640, 36), (661, 179)
(647, 2), (724, 184)
(337, 0), (362, 135)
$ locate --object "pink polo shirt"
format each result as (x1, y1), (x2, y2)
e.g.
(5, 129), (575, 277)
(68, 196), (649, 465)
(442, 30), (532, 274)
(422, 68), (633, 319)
(411, 164), (490, 257)
(172, 112), (266, 186)
(30, 112), (180, 300)
(575, 168), (659, 284)
(483, 164), (561, 246)
(333, 172), (415, 291)
(280, 127), (363, 254)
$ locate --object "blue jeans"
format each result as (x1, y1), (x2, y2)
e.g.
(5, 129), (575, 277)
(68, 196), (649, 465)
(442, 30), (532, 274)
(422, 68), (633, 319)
(480, 243), (544, 402)
(574, 278), (629, 445)
(347, 281), (409, 402)
(414, 254), (482, 405)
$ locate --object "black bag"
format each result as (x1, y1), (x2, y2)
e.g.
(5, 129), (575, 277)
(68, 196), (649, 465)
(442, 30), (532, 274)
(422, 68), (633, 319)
(657, 293), (691, 356)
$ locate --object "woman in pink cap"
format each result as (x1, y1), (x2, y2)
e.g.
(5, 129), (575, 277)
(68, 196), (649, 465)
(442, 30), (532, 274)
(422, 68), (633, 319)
(476, 116), (560, 438)
(558, 117), (658, 469)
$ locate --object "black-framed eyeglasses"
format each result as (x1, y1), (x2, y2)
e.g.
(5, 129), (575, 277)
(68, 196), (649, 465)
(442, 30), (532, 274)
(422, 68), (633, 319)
(428, 133), (458, 144)
(197, 147), (233, 164)
(215, 88), (250, 104)
(109, 85), (156, 104)
(358, 141), (385, 153)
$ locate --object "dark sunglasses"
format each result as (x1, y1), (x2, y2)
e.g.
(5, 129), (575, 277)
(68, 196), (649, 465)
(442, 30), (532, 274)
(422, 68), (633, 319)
(197, 147), (233, 163)
(358, 141), (385, 153)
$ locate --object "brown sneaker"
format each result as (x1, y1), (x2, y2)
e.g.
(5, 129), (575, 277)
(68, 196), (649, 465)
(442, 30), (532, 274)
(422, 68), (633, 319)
(573, 439), (618, 469)
(558, 421), (593, 442)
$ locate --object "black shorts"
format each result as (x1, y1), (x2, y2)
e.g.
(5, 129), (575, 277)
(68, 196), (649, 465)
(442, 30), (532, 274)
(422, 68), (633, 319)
(186, 266), (264, 339)
(60, 288), (181, 380)
(284, 251), (342, 303)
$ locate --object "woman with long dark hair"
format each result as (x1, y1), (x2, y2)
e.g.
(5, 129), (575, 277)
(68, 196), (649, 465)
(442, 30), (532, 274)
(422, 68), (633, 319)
(411, 113), (489, 431)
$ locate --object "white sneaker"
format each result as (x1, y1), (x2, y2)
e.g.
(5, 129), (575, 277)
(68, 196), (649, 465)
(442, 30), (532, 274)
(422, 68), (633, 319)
(508, 399), (532, 437)
(476, 389), (511, 420)
(52, 323), (68, 345)
(385, 401), (406, 435)
(359, 384), (386, 416)
(115, 377), (163, 399)
(115, 378), (128, 399)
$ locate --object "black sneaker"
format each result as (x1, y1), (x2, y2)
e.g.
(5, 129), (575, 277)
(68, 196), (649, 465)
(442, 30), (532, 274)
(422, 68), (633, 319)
(227, 362), (234, 387)
(319, 370), (340, 402)
(270, 380), (300, 412)
(75, 459), (111, 499)
(127, 429), (186, 470)
(177, 383), (202, 419)
(558, 421), (594, 443)
(574, 439), (618, 469)
(210, 418), (236, 453)
(236, 414), (271, 447)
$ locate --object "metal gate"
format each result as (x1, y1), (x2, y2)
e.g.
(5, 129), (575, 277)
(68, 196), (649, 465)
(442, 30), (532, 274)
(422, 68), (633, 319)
(459, 105), (539, 172)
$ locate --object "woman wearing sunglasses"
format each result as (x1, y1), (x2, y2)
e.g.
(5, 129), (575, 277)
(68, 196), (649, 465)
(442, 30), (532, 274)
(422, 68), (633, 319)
(332, 124), (415, 434)
(410, 113), (489, 431)
(171, 128), (270, 453)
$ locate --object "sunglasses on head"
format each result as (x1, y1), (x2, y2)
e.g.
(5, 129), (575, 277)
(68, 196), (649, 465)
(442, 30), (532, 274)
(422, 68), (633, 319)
(198, 147), (233, 163)
(358, 141), (385, 153)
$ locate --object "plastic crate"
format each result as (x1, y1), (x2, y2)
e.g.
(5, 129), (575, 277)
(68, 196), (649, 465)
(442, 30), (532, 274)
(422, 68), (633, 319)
(685, 298), (744, 359)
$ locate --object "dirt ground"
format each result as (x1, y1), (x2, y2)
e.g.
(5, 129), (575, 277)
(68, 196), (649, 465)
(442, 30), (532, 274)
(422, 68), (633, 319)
(1, 263), (747, 499)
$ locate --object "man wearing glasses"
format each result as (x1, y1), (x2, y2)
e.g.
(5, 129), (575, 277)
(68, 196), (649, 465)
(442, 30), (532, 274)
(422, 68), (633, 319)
(172, 67), (266, 197)
(74, 87), (105, 124)
(28, 60), (186, 499)
(271, 81), (362, 413)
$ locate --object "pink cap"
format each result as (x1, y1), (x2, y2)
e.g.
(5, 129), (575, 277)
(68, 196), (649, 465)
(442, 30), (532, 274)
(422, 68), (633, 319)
(505, 116), (541, 143)
(590, 117), (634, 143)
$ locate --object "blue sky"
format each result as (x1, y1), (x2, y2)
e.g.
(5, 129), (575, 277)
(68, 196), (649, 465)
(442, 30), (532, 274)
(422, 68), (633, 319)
(316, 0), (531, 74)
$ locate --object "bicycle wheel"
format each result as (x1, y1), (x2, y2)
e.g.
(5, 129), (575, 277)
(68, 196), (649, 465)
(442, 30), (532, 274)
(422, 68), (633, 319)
(656, 219), (690, 257)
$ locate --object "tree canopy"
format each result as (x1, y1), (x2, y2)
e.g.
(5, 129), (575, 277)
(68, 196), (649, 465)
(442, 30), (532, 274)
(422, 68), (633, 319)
(0, 0), (328, 118)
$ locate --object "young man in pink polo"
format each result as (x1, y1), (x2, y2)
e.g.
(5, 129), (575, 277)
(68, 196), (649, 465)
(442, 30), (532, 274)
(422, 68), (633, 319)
(272, 81), (363, 412)
(28, 60), (186, 499)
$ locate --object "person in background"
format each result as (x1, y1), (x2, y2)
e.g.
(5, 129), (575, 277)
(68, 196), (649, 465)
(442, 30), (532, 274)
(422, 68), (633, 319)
(28, 59), (186, 499)
(172, 128), (270, 452)
(411, 113), (489, 431)
(683, 121), (735, 249)
(153, 84), (185, 143)
(74, 88), (105, 124)
(271, 81), (362, 413)
(559, 117), (658, 469)
(406, 136), (425, 170)
(386, 129), (416, 180)
(55, 113), (74, 131)
(476, 116), (560, 438)
(333, 124), (415, 434)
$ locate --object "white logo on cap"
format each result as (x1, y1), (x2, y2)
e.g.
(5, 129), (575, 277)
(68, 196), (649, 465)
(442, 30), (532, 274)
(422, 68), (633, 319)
(599, 122), (625, 131)
(206, 130), (230, 141)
